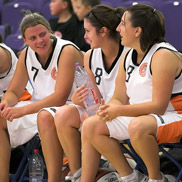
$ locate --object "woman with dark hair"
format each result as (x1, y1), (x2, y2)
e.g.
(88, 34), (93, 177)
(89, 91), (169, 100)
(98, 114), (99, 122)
(53, 4), (127, 182)
(82, 3), (182, 182)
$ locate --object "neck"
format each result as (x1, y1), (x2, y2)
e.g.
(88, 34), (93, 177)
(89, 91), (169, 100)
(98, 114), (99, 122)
(101, 39), (120, 68)
(58, 10), (72, 23)
(38, 39), (53, 66)
(136, 49), (146, 64)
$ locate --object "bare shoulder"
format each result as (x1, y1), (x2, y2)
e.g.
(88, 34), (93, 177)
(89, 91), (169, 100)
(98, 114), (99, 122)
(0, 46), (10, 61)
(84, 49), (92, 62)
(18, 47), (27, 61)
(61, 44), (81, 55)
(154, 48), (177, 58)
(0, 47), (11, 73)
(60, 44), (83, 62)
(152, 48), (182, 76)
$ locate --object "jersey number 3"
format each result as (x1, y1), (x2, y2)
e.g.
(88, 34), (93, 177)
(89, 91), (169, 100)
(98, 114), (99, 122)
(126, 65), (135, 82)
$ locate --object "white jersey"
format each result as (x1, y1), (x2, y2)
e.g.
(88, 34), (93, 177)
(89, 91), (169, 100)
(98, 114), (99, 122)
(26, 36), (77, 101)
(90, 44), (128, 103)
(8, 36), (79, 147)
(124, 42), (182, 113)
(0, 43), (18, 98)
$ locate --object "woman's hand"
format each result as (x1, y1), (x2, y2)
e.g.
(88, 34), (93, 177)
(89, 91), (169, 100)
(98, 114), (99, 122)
(97, 99), (119, 121)
(71, 85), (89, 106)
(0, 100), (8, 112)
(1, 106), (25, 121)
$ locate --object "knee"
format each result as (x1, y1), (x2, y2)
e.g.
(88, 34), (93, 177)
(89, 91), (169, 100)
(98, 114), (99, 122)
(54, 105), (79, 129)
(37, 110), (54, 132)
(82, 116), (97, 139)
(128, 117), (145, 140)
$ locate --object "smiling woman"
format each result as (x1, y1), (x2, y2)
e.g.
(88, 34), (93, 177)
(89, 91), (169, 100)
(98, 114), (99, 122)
(23, 24), (53, 64)
(0, 12), (84, 182)
(81, 3), (182, 182)
(52, 4), (128, 182)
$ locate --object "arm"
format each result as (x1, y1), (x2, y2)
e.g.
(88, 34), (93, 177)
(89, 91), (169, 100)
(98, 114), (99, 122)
(2, 45), (84, 120)
(84, 50), (102, 101)
(97, 52), (129, 120)
(1, 48), (29, 107)
(98, 49), (181, 121)
(71, 50), (102, 106)
(23, 45), (84, 112)
(0, 46), (12, 74)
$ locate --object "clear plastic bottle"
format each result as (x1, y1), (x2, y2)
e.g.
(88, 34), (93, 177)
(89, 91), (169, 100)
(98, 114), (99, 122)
(74, 62), (100, 116)
(29, 149), (44, 182)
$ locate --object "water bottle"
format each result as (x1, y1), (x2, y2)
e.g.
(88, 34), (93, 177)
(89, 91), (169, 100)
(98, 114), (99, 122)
(74, 62), (100, 116)
(29, 149), (44, 182)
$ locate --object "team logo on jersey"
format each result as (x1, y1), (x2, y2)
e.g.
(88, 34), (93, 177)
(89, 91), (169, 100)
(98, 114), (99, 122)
(51, 67), (57, 80)
(139, 63), (147, 77)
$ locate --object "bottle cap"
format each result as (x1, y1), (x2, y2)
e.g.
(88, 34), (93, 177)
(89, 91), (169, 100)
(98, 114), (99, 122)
(34, 149), (39, 153)
(75, 62), (80, 68)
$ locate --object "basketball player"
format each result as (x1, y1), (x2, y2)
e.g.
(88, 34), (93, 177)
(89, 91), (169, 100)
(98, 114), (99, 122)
(0, 12), (83, 182)
(82, 3), (182, 182)
(54, 4), (127, 182)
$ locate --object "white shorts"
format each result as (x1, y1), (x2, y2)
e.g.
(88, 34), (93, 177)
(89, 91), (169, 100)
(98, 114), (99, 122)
(41, 106), (60, 117)
(106, 112), (182, 144)
(70, 104), (86, 119)
(7, 100), (38, 148)
(106, 116), (134, 141)
(40, 100), (75, 117)
(43, 104), (86, 132)
(151, 112), (182, 144)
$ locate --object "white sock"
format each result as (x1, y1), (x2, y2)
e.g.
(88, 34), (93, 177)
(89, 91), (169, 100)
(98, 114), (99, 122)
(73, 168), (81, 178)
(120, 170), (137, 181)
(148, 173), (165, 182)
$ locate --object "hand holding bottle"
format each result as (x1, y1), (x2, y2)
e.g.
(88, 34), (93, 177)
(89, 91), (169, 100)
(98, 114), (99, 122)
(74, 62), (100, 116)
(71, 85), (89, 107)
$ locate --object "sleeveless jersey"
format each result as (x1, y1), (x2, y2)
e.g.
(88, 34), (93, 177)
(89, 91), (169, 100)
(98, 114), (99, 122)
(0, 43), (18, 98)
(25, 36), (78, 101)
(89, 44), (128, 103)
(124, 42), (182, 113)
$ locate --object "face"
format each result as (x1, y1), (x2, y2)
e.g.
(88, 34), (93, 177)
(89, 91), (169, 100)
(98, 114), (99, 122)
(116, 11), (137, 48)
(23, 24), (51, 55)
(50, 0), (66, 16)
(73, 0), (91, 21)
(84, 19), (101, 49)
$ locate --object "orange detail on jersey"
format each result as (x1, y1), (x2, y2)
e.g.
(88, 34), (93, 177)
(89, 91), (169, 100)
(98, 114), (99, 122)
(170, 95), (182, 114)
(139, 63), (147, 77)
(51, 67), (57, 80)
(18, 90), (32, 101)
(157, 120), (182, 144)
